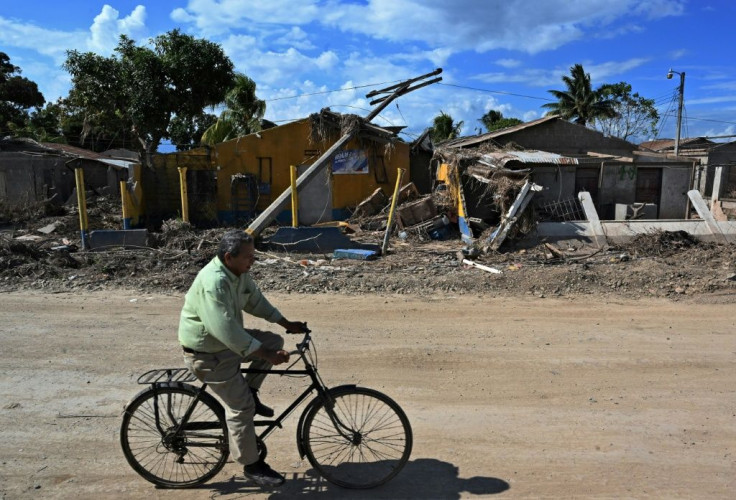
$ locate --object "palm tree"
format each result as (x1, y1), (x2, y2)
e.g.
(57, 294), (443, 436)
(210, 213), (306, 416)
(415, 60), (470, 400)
(201, 73), (266, 146)
(478, 109), (522, 132)
(542, 64), (617, 126)
(430, 111), (464, 143)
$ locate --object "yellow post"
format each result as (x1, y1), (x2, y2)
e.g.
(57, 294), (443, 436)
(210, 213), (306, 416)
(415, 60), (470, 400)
(178, 167), (189, 223)
(290, 165), (299, 228)
(381, 167), (406, 255)
(74, 167), (89, 249)
(119, 180), (130, 230)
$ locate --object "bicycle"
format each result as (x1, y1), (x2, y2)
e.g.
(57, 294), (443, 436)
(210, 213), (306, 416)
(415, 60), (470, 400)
(120, 328), (413, 489)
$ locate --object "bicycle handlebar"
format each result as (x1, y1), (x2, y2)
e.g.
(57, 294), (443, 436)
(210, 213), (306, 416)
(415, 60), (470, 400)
(286, 326), (312, 356)
(284, 324), (311, 335)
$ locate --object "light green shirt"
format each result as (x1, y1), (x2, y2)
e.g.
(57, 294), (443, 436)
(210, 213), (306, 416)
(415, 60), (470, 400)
(178, 256), (283, 356)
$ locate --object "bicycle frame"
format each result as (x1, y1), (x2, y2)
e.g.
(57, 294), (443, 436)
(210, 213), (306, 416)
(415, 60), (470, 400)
(153, 332), (357, 454)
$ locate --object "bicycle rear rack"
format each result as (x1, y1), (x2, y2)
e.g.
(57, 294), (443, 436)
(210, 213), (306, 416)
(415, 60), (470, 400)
(137, 368), (198, 384)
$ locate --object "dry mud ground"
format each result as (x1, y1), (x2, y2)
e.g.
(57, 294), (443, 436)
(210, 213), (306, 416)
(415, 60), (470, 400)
(0, 291), (735, 499)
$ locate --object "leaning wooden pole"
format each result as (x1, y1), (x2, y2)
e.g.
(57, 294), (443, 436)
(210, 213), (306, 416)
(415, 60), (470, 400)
(246, 133), (355, 236)
(381, 168), (405, 255)
(246, 68), (442, 237)
(290, 165), (299, 228)
(74, 167), (89, 250)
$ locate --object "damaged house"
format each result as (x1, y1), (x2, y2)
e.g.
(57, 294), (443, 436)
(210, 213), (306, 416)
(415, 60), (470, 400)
(0, 138), (139, 210)
(145, 109), (409, 227)
(433, 116), (736, 247)
(640, 137), (736, 218)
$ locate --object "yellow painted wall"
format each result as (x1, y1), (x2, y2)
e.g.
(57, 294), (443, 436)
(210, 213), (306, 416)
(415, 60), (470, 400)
(212, 119), (410, 215)
(149, 118), (410, 223)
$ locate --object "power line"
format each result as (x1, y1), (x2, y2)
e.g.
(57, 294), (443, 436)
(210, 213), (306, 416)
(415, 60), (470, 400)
(263, 79), (404, 102)
(660, 112), (736, 126)
(438, 82), (553, 101)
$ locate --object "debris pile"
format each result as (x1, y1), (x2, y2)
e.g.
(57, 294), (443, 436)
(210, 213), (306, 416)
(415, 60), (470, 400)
(1, 192), (735, 299)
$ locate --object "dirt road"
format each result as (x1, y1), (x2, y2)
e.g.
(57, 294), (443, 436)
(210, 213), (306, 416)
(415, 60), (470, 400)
(1, 291), (734, 499)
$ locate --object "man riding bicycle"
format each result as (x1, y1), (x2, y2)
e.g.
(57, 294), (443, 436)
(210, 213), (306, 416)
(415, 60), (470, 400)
(178, 230), (308, 487)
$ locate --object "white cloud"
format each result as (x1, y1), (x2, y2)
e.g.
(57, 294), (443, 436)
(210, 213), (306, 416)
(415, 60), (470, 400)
(583, 58), (650, 80)
(702, 81), (736, 91)
(392, 48), (453, 68)
(319, 0), (685, 54)
(523, 110), (540, 121)
(668, 49), (688, 60)
(473, 58), (649, 87)
(172, 0), (685, 56)
(221, 34), (340, 86)
(686, 96), (736, 106)
(170, 0), (321, 36)
(496, 59), (522, 68)
(0, 17), (85, 63)
(88, 5), (147, 54)
(170, 7), (195, 23)
(276, 27), (316, 51)
(633, 0), (686, 18)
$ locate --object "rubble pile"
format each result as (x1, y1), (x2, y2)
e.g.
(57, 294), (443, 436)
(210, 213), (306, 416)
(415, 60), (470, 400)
(1, 194), (735, 299)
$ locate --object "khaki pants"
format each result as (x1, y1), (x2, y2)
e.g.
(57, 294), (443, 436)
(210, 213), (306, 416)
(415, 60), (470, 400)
(183, 329), (284, 466)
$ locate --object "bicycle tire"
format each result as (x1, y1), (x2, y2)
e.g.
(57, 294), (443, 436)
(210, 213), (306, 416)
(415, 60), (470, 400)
(120, 382), (229, 488)
(302, 386), (412, 489)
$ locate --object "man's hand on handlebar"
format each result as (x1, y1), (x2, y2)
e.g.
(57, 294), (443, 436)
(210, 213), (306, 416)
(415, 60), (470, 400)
(278, 318), (310, 334)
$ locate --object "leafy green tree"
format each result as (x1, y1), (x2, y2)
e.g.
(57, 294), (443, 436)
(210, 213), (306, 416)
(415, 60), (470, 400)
(0, 52), (45, 134)
(63, 30), (234, 163)
(201, 73), (266, 146)
(479, 109), (523, 132)
(542, 63), (617, 126)
(593, 82), (659, 142)
(168, 112), (218, 151)
(430, 111), (464, 143)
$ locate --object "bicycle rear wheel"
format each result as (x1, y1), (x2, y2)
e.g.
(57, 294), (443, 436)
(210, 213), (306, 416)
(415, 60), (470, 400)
(120, 383), (228, 488)
(302, 387), (412, 489)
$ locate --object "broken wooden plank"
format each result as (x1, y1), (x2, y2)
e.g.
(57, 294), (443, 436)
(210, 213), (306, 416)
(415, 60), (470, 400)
(544, 242), (566, 259)
(462, 259), (502, 274)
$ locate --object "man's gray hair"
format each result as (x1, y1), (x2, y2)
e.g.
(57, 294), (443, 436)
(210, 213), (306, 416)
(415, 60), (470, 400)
(217, 230), (254, 261)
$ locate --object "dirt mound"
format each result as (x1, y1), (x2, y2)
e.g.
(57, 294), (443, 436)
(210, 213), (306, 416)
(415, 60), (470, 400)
(1, 196), (735, 300)
(624, 230), (711, 257)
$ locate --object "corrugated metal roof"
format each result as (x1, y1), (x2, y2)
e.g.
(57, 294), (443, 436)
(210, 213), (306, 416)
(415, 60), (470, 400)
(96, 158), (137, 170)
(639, 137), (714, 151)
(40, 142), (105, 159)
(479, 150), (579, 167)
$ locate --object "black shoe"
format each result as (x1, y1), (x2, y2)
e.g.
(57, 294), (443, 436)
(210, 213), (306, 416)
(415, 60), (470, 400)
(250, 387), (274, 418)
(244, 460), (285, 487)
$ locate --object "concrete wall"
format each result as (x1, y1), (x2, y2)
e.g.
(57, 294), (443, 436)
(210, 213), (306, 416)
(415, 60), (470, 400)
(0, 154), (121, 207)
(520, 162), (692, 220)
(531, 219), (736, 244)
(147, 150), (212, 224)
(597, 162), (636, 219)
(530, 166), (577, 207)
(660, 166), (692, 218)
(709, 142), (736, 198)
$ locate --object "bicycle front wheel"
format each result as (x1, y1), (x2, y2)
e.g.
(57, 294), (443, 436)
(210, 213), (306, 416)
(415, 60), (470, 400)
(302, 387), (412, 489)
(120, 383), (229, 488)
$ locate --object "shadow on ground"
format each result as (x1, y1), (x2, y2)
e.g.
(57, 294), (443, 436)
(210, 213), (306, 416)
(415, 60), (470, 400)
(200, 458), (510, 498)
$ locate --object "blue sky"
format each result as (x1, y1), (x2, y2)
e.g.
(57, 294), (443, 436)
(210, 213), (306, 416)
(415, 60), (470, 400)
(2, 0), (735, 148)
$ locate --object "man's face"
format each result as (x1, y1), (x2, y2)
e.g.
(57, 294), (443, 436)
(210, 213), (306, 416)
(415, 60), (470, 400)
(224, 242), (256, 276)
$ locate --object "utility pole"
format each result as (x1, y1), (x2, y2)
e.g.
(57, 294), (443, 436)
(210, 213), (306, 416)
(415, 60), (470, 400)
(667, 69), (685, 156)
(246, 68), (442, 237)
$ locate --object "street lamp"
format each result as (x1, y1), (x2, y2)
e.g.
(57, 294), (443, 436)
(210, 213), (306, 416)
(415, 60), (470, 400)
(667, 68), (685, 156)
